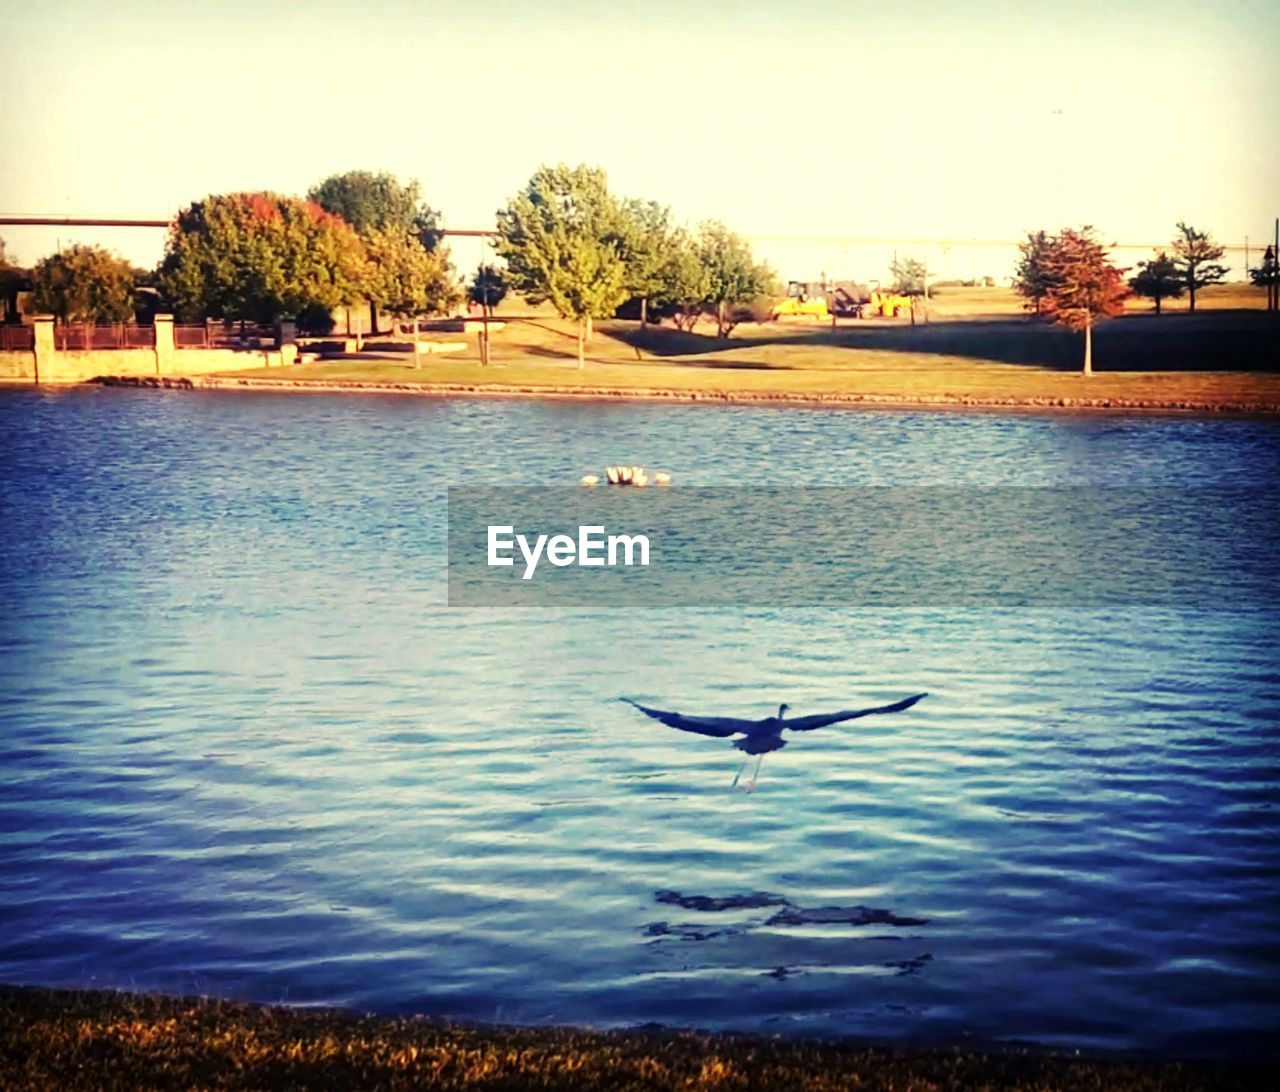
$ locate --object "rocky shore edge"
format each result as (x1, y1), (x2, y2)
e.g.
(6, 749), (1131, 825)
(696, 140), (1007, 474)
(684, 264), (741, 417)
(79, 374), (1280, 415)
(0, 984), (1264, 1091)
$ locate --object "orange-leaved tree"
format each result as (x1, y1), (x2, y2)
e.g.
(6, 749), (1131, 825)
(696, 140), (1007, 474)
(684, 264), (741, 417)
(1040, 227), (1128, 375)
(158, 193), (366, 323)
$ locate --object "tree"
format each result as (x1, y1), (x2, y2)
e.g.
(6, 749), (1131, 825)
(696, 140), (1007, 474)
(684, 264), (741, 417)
(1013, 230), (1056, 316)
(0, 237), (27, 323)
(616, 198), (672, 327)
(308, 170), (442, 250)
(468, 264), (508, 365)
(495, 164), (630, 368)
(158, 193), (367, 323)
(1249, 245), (1278, 312)
(30, 244), (136, 323)
(890, 256), (927, 297)
(696, 221), (774, 338)
(468, 263), (508, 313)
(890, 255), (929, 324)
(1039, 227), (1128, 375)
(362, 228), (458, 328)
(1171, 221), (1227, 313)
(652, 229), (711, 332)
(309, 171), (449, 334)
(1128, 252), (1183, 316)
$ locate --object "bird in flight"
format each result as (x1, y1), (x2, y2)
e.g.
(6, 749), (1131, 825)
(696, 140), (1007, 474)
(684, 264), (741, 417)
(621, 693), (927, 791)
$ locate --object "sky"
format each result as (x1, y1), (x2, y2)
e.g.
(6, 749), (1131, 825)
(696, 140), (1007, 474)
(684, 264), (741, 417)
(1, 0), (1277, 281)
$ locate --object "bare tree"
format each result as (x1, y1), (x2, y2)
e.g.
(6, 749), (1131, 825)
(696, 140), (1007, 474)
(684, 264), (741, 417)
(1171, 222), (1228, 313)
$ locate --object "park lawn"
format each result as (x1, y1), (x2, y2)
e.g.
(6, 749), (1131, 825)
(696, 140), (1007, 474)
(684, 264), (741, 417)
(927, 282), (1269, 317)
(224, 313), (1280, 411)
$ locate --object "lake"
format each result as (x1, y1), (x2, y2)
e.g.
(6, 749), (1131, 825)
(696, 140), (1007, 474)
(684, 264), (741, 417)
(0, 387), (1276, 1059)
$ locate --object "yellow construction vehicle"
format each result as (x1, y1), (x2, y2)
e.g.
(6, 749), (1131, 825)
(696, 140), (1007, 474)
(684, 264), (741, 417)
(866, 288), (913, 318)
(770, 280), (913, 321)
(770, 281), (835, 321)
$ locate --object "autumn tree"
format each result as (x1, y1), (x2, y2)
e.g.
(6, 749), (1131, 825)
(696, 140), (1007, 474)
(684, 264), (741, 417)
(1013, 230), (1055, 316)
(1040, 227), (1128, 375)
(158, 193), (366, 323)
(1171, 221), (1227, 313)
(30, 244), (137, 323)
(696, 221), (774, 338)
(1128, 252), (1183, 316)
(495, 164), (630, 368)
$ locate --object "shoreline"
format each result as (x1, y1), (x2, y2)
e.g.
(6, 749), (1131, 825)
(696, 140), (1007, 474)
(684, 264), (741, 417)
(7, 373), (1278, 416)
(1, 983), (1265, 1090)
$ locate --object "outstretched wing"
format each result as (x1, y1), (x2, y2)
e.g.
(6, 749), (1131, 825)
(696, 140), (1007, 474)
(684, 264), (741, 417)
(785, 692), (927, 732)
(620, 698), (765, 738)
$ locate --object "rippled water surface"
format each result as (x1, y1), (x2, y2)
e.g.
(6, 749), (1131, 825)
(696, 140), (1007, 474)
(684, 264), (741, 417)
(1, 388), (1276, 1058)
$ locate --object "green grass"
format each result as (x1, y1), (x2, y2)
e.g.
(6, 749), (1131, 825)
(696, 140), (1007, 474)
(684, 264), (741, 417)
(0, 985), (1262, 1091)
(219, 311), (1280, 413)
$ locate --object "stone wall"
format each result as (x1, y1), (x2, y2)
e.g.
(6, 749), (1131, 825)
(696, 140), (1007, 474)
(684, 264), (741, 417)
(0, 350), (35, 379)
(0, 315), (296, 384)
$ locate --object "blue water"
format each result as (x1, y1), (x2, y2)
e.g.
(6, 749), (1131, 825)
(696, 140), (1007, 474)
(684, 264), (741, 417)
(0, 387), (1276, 1058)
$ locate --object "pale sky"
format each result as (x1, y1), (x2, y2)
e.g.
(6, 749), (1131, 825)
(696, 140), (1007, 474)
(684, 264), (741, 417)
(1, 0), (1277, 281)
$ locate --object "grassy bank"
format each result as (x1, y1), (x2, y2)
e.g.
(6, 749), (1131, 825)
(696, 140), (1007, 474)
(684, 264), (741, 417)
(0, 985), (1264, 1091)
(206, 308), (1280, 413)
(909, 283), (1269, 319)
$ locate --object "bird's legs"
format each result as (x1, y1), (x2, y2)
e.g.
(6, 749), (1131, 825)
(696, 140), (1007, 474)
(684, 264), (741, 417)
(746, 754), (764, 792)
(732, 753), (766, 792)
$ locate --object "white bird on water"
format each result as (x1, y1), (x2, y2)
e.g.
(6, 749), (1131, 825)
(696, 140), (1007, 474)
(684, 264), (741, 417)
(621, 692), (927, 791)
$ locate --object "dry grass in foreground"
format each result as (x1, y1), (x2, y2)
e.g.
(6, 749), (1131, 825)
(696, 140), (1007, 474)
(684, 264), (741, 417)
(0, 985), (1264, 1092)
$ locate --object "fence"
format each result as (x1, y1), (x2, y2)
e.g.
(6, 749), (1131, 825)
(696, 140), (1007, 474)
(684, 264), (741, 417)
(0, 325), (35, 351)
(53, 324), (156, 351)
(175, 323), (277, 349)
(3, 315), (299, 383)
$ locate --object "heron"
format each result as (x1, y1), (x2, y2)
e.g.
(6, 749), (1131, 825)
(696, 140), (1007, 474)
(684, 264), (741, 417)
(621, 692), (927, 791)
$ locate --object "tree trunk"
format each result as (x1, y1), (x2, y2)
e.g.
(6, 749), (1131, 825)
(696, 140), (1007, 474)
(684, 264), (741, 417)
(1155, 294), (1162, 317)
(1082, 320), (1093, 376)
(370, 300), (379, 336)
(577, 316), (586, 369)
(640, 297), (648, 328)
(1188, 281), (1196, 313)
(585, 313), (593, 342)
(717, 300), (726, 338)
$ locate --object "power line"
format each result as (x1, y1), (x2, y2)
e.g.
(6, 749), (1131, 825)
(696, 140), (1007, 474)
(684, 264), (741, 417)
(0, 216), (1262, 253)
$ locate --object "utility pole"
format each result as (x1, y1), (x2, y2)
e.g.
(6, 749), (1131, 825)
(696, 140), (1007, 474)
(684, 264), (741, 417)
(1053, 108), (1066, 228)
